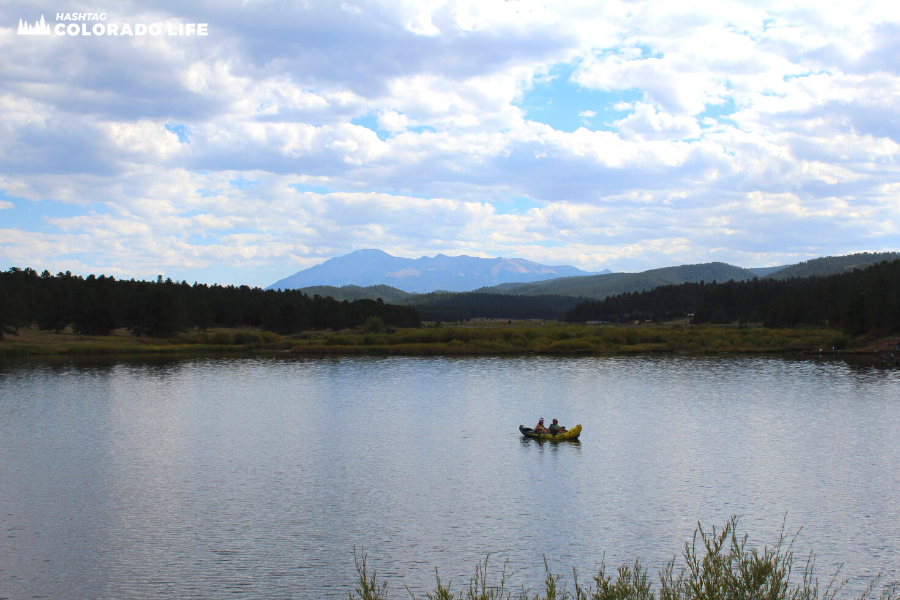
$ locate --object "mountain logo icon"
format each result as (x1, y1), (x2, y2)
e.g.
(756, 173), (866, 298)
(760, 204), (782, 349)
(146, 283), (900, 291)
(17, 15), (51, 35)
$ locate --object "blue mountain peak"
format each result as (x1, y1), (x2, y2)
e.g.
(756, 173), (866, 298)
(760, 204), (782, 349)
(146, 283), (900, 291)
(268, 250), (606, 293)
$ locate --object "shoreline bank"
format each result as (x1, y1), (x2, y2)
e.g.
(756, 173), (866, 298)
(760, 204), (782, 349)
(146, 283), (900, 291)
(3, 323), (896, 359)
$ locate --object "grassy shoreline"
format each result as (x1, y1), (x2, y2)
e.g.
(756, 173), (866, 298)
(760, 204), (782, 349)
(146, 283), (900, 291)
(2, 321), (896, 358)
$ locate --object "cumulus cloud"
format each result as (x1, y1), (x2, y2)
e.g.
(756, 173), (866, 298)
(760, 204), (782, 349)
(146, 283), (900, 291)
(0, 0), (898, 284)
(615, 103), (701, 141)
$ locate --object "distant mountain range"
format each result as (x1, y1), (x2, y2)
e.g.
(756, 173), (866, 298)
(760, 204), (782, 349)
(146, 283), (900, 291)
(479, 262), (758, 298)
(272, 252), (900, 318)
(267, 249), (608, 293)
(474, 252), (900, 299)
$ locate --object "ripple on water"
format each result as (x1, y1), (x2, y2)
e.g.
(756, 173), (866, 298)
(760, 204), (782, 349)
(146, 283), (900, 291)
(0, 354), (898, 599)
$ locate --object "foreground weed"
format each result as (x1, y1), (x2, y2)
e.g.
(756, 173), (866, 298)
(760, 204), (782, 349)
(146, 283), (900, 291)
(355, 518), (899, 600)
(533, 556), (568, 600)
(404, 555), (525, 600)
(586, 559), (652, 600)
(353, 547), (389, 600)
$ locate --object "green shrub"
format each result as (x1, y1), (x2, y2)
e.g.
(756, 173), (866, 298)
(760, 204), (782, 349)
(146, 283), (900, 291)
(233, 331), (263, 345)
(548, 338), (593, 352)
(364, 316), (385, 333)
(211, 332), (234, 345)
(261, 331), (281, 343)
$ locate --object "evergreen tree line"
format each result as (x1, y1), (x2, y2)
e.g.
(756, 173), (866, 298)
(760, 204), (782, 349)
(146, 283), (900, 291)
(564, 259), (900, 335)
(408, 292), (582, 321)
(414, 304), (561, 322)
(0, 268), (421, 339)
(564, 283), (705, 324)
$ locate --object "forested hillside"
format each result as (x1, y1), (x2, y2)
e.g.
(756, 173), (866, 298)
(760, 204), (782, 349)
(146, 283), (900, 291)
(482, 262), (758, 299)
(291, 253), (900, 312)
(6, 253), (897, 339)
(749, 266), (785, 277)
(566, 259), (900, 335)
(764, 252), (899, 280)
(0, 268), (421, 339)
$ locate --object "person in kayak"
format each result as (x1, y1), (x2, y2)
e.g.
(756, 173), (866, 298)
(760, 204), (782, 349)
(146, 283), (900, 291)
(533, 418), (550, 434)
(549, 419), (568, 435)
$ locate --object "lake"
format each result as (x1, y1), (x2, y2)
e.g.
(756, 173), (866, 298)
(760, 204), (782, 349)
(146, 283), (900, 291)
(1, 354), (898, 599)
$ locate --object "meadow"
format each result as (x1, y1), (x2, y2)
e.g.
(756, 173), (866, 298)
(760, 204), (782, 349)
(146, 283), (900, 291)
(287, 320), (853, 356)
(1, 319), (882, 358)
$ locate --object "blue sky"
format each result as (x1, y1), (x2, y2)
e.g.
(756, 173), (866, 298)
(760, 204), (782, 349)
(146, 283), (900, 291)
(1, 0), (898, 286)
(516, 63), (643, 133)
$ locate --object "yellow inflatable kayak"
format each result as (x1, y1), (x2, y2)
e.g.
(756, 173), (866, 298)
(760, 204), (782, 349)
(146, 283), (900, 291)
(519, 424), (582, 440)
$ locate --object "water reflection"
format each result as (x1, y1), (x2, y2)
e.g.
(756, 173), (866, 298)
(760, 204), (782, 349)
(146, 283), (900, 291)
(519, 437), (582, 449)
(0, 354), (898, 599)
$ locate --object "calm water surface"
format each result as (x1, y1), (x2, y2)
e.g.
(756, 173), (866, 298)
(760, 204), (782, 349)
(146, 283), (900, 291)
(1, 355), (899, 599)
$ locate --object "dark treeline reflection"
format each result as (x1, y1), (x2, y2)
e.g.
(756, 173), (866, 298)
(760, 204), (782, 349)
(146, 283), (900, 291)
(566, 259), (900, 336)
(0, 268), (421, 338)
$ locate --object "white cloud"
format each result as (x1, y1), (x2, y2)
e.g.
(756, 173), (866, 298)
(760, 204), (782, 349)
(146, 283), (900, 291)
(377, 110), (410, 132)
(615, 103), (701, 142)
(0, 0), (898, 284)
